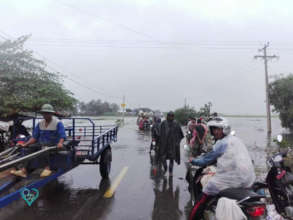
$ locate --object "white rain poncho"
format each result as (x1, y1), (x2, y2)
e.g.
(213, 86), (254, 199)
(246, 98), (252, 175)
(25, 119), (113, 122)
(202, 135), (255, 195)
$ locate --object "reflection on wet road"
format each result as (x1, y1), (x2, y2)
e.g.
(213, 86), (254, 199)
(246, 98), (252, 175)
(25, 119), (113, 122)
(152, 176), (183, 220)
(0, 116), (289, 220)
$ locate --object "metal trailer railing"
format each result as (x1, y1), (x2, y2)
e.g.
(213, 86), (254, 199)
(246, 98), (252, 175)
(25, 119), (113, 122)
(0, 117), (118, 208)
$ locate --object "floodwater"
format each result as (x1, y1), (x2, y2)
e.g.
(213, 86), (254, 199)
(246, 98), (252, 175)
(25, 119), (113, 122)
(0, 116), (291, 220)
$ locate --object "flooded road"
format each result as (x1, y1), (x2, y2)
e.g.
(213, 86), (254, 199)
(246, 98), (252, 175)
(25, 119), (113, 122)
(0, 116), (290, 220)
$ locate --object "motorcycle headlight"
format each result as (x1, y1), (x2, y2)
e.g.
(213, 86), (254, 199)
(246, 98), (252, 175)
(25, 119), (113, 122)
(17, 134), (26, 139)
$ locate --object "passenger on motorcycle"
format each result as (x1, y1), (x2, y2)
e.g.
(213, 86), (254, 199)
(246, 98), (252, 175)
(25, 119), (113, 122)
(187, 116), (197, 132)
(189, 118), (208, 156)
(188, 117), (255, 220)
(186, 116), (196, 146)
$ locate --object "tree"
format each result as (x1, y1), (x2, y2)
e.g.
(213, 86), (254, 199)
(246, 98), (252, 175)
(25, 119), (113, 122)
(269, 74), (293, 130)
(174, 106), (198, 125)
(174, 102), (213, 125)
(198, 102), (212, 116)
(110, 103), (119, 112)
(0, 36), (76, 117)
(77, 99), (120, 116)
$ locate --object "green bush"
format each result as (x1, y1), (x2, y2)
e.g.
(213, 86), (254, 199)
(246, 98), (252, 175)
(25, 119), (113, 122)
(174, 107), (198, 125)
(269, 74), (293, 130)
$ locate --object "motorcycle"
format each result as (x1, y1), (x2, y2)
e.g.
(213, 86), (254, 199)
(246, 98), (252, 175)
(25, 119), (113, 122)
(0, 128), (8, 152)
(265, 134), (293, 219)
(0, 134), (30, 164)
(143, 120), (151, 131)
(138, 118), (151, 131)
(187, 134), (293, 219)
(187, 163), (267, 220)
(12, 134), (29, 146)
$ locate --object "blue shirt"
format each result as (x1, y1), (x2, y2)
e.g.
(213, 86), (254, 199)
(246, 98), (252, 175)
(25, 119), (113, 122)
(33, 120), (66, 145)
(191, 137), (228, 167)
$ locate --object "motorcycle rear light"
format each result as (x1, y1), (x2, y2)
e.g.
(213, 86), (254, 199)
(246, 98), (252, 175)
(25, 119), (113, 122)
(276, 170), (286, 180)
(247, 205), (266, 217)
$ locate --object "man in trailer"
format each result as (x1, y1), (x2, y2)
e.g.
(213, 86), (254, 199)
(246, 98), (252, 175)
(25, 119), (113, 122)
(10, 104), (66, 178)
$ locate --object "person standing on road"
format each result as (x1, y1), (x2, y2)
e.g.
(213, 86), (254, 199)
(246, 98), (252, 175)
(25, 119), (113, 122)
(192, 118), (208, 155)
(159, 111), (184, 177)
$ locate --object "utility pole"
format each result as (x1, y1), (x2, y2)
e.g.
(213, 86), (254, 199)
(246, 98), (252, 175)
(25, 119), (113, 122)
(254, 42), (278, 134)
(184, 97), (187, 109)
(122, 95), (126, 123)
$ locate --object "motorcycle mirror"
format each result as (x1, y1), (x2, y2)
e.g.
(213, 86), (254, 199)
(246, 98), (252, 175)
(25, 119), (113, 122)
(230, 130), (236, 136)
(17, 134), (26, 139)
(277, 134), (283, 143)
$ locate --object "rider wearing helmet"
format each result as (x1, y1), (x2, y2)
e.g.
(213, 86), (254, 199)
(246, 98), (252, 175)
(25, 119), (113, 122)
(188, 117), (255, 220)
(137, 111), (144, 126)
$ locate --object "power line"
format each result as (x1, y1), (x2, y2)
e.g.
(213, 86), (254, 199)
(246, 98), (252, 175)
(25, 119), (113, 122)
(27, 37), (263, 48)
(0, 30), (123, 102)
(58, 1), (161, 43)
(28, 49), (123, 100)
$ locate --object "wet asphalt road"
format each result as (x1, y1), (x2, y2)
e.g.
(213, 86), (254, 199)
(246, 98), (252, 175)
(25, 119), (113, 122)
(0, 116), (287, 220)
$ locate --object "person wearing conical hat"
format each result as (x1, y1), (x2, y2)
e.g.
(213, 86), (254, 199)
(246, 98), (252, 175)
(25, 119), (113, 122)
(11, 104), (66, 178)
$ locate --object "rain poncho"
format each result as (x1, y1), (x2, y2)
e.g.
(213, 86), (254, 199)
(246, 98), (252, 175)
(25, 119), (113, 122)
(191, 135), (255, 195)
(159, 120), (184, 164)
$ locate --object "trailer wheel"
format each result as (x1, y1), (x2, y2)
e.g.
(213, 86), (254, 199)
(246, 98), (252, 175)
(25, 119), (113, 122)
(100, 147), (112, 179)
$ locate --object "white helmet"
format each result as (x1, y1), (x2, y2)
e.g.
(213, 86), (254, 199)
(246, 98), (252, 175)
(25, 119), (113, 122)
(207, 117), (231, 135)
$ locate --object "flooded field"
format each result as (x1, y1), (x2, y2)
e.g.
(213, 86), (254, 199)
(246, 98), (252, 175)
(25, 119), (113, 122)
(0, 116), (292, 220)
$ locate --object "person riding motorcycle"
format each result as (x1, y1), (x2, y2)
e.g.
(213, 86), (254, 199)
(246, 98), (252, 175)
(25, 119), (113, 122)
(139, 113), (151, 131)
(150, 116), (161, 152)
(188, 117), (255, 220)
(137, 111), (144, 126)
(8, 119), (30, 146)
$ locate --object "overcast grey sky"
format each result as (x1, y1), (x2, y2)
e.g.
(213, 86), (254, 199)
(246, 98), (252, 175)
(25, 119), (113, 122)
(1, 0), (293, 114)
